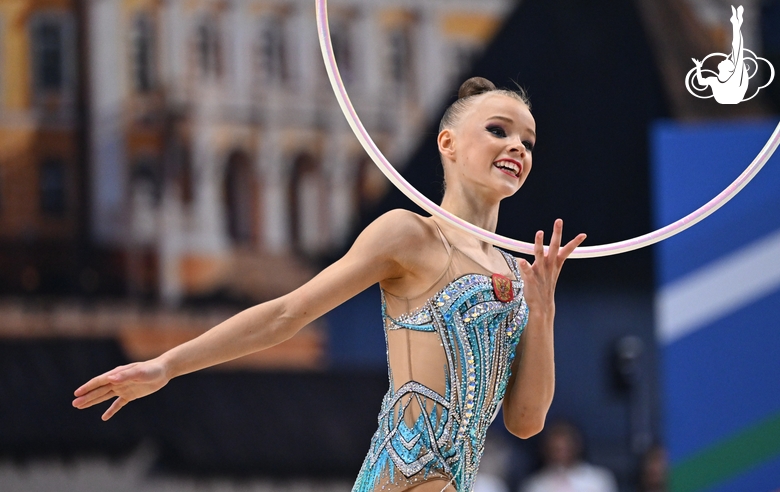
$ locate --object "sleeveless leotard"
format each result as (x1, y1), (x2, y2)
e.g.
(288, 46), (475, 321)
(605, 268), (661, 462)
(352, 223), (529, 492)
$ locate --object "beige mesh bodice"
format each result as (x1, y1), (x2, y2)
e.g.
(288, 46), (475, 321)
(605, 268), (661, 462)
(352, 226), (529, 492)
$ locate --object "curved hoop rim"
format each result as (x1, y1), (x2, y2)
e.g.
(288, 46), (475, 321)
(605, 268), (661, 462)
(315, 0), (780, 258)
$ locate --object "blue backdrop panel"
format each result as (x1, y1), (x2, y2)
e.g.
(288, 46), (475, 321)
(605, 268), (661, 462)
(652, 119), (780, 492)
(653, 121), (780, 284)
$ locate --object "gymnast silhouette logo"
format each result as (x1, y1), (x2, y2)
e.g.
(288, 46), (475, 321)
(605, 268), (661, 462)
(685, 5), (774, 104)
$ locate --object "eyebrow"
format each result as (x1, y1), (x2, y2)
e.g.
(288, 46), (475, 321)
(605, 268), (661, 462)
(488, 115), (536, 138)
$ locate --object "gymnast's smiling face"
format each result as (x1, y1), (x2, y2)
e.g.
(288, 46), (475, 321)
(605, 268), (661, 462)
(438, 93), (535, 203)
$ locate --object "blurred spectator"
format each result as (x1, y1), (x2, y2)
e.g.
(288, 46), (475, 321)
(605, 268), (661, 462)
(474, 431), (512, 492)
(637, 444), (667, 492)
(475, 474), (510, 492)
(519, 420), (618, 492)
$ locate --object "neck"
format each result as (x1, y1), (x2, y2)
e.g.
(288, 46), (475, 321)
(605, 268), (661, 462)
(439, 187), (500, 252)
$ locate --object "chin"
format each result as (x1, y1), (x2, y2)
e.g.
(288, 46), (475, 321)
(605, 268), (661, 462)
(496, 184), (522, 199)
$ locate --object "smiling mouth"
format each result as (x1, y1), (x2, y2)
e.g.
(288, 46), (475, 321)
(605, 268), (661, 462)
(493, 159), (522, 177)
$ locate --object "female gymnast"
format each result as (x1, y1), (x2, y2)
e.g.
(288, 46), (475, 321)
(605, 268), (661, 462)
(73, 77), (587, 492)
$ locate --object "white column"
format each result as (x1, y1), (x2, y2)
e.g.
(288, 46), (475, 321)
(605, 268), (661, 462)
(230, 1), (253, 107)
(327, 131), (357, 249)
(417, 8), (448, 119)
(260, 128), (289, 253)
(88, 0), (127, 245)
(360, 7), (383, 107)
(192, 117), (227, 253)
(159, 186), (183, 306)
(292, 1), (317, 98)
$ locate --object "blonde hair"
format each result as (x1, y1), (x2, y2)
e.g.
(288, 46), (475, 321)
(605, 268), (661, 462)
(439, 77), (531, 133)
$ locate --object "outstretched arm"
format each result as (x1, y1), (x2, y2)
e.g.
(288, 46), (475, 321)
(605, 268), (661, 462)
(502, 219), (586, 438)
(73, 210), (417, 420)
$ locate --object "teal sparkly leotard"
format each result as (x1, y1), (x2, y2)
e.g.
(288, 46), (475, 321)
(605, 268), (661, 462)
(352, 225), (528, 492)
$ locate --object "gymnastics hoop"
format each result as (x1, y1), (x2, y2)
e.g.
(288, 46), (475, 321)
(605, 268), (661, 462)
(315, 0), (780, 258)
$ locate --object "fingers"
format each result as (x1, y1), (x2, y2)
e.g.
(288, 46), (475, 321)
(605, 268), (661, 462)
(72, 384), (115, 409)
(547, 219), (583, 262)
(77, 390), (117, 410)
(75, 374), (106, 397)
(107, 364), (143, 384)
(517, 257), (531, 276)
(533, 229), (545, 264)
(102, 398), (128, 421)
(548, 219), (563, 259)
(529, 220), (584, 266)
(559, 233), (588, 262)
(74, 363), (134, 397)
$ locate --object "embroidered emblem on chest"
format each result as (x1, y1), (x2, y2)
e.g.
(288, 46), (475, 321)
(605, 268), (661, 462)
(491, 274), (514, 302)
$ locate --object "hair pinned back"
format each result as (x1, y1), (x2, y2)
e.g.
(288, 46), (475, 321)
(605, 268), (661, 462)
(439, 77), (531, 132)
(457, 77), (497, 99)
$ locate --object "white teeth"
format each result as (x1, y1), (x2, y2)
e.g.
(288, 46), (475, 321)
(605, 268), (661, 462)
(494, 161), (519, 176)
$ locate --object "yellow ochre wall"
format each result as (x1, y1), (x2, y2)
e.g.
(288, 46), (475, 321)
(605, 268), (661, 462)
(0, 0), (79, 240)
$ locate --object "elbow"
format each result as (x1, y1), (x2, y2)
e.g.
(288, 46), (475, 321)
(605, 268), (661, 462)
(267, 296), (306, 341)
(504, 413), (546, 439)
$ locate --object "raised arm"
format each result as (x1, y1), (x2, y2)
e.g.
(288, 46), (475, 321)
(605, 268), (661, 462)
(73, 209), (418, 420)
(502, 219), (586, 438)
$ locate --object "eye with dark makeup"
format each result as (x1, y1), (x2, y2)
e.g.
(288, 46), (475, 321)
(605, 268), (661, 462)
(487, 124), (535, 153)
(486, 125), (506, 138)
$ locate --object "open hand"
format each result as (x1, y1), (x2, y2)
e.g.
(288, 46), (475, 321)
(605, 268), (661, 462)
(72, 359), (169, 421)
(517, 219), (586, 312)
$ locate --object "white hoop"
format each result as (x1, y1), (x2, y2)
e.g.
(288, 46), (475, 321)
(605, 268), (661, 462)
(316, 0), (780, 258)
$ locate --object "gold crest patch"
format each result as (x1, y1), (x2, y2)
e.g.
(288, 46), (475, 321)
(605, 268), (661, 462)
(491, 273), (514, 303)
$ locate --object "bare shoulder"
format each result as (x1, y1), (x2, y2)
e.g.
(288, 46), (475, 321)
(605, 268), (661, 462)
(355, 209), (442, 276)
(359, 209), (432, 250)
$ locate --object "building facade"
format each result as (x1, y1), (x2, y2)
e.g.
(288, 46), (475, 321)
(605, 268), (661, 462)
(0, 0), (516, 304)
(0, 0), (86, 295)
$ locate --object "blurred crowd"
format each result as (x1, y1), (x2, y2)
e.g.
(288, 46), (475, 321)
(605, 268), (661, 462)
(474, 420), (667, 492)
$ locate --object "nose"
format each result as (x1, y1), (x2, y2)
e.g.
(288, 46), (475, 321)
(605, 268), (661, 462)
(509, 138), (526, 156)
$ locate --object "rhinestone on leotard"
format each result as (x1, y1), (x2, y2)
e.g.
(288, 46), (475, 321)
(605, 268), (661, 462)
(353, 250), (528, 492)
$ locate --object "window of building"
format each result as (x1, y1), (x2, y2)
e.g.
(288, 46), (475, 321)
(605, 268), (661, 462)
(177, 144), (194, 205)
(196, 15), (222, 80)
(388, 25), (415, 94)
(223, 151), (257, 245)
(131, 158), (161, 207)
(256, 15), (288, 84)
(40, 159), (67, 217)
(31, 17), (68, 92)
(0, 18), (5, 105)
(330, 18), (353, 84)
(131, 14), (156, 93)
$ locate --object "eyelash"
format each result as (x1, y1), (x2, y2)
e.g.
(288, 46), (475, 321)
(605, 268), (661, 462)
(486, 125), (535, 152)
(486, 125), (506, 138)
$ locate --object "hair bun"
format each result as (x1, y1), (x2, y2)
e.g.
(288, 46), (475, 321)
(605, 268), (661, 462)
(457, 77), (496, 99)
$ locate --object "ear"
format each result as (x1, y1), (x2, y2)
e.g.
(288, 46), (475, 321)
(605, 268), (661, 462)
(438, 128), (456, 161)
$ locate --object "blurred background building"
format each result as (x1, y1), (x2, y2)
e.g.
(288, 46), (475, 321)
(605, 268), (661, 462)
(0, 0), (512, 303)
(1, 0), (779, 491)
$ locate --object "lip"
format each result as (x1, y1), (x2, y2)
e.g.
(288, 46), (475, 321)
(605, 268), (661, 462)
(493, 158), (522, 178)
